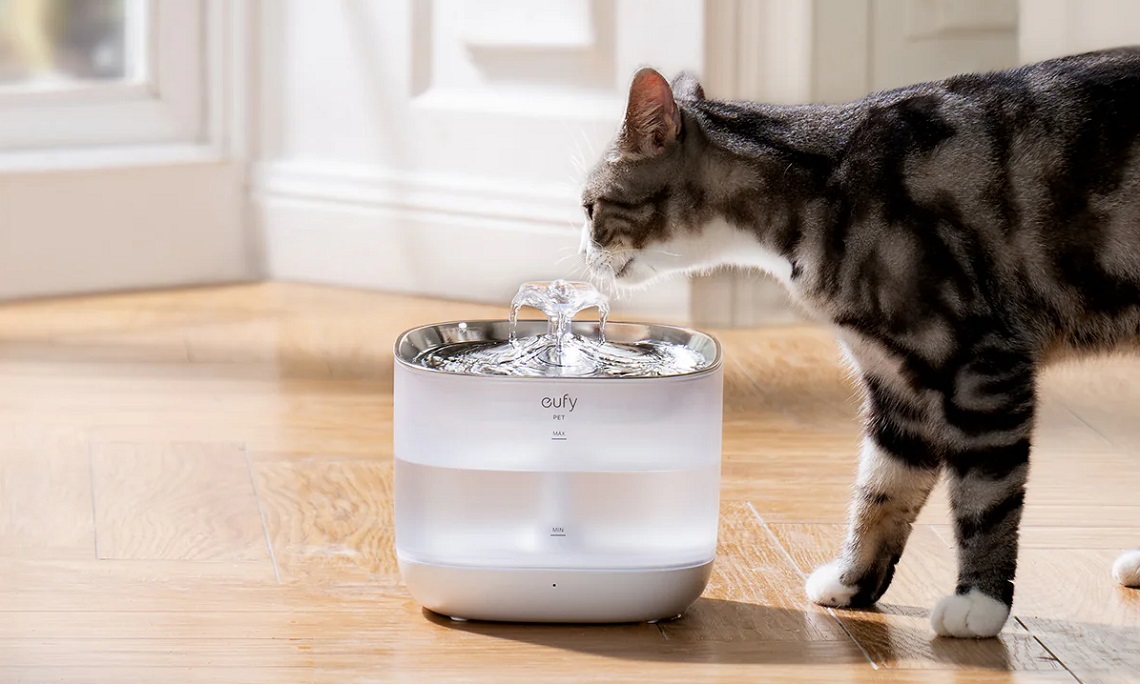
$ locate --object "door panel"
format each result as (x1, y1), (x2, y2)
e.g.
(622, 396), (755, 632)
(256, 0), (710, 319)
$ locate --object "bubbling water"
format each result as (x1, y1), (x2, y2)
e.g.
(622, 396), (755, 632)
(413, 280), (710, 378)
(509, 279), (610, 346)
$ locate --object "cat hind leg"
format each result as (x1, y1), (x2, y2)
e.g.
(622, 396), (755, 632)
(1113, 550), (1140, 587)
(933, 348), (1035, 638)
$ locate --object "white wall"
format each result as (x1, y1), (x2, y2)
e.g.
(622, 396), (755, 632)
(1020, 0), (1140, 63)
(253, 0), (714, 321)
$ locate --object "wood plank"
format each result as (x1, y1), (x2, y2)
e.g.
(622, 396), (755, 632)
(0, 666), (1078, 684)
(250, 457), (397, 581)
(659, 502), (849, 642)
(0, 639), (874, 681)
(1014, 548), (1140, 684)
(918, 483), (1140, 528)
(0, 425), (94, 558)
(768, 523), (1065, 671)
(932, 525), (1140, 550)
(1045, 356), (1140, 462)
(0, 559), (384, 612)
(91, 442), (271, 562)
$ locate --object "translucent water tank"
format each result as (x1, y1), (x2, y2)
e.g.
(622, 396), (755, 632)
(393, 317), (724, 623)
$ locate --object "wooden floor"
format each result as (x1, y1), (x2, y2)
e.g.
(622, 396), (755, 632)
(1, 283), (1137, 683)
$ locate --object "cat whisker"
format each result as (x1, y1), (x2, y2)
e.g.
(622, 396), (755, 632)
(554, 251), (586, 268)
(586, 268), (604, 291)
(608, 269), (620, 300)
(581, 128), (596, 158)
(569, 135), (588, 178)
(571, 130), (586, 167)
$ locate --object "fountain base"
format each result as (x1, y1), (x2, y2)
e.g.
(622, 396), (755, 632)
(401, 556), (715, 624)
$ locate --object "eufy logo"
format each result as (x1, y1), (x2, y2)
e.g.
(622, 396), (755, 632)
(541, 394), (577, 412)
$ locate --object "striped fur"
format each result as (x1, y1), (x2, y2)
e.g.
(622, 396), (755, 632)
(581, 50), (1140, 637)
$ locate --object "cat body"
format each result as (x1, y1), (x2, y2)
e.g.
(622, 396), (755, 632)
(580, 47), (1140, 638)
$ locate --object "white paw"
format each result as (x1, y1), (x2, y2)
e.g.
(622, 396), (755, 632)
(806, 561), (859, 607)
(1113, 550), (1140, 588)
(931, 589), (1009, 638)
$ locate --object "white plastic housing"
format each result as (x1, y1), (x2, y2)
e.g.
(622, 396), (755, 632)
(393, 321), (723, 623)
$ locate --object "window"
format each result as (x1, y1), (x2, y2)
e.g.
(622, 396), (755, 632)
(0, 0), (248, 301)
(0, 0), (142, 89)
(0, 0), (203, 154)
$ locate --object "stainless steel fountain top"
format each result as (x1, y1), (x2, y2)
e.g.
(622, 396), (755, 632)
(400, 280), (717, 378)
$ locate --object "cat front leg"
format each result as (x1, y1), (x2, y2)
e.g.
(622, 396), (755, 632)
(931, 353), (1035, 638)
(807, 374), (941, 608)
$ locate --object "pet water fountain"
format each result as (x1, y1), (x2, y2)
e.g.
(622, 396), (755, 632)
(393, 280), (723, 623)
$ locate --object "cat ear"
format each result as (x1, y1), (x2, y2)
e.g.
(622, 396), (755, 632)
(671, 72), (705, 101)
(619, 67), (681, 159)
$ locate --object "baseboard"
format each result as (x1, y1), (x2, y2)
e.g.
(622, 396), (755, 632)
(0, 161), (252, 302)
(728, 272), (806, 327)
(689, 270), (805, 328)
(253, 162), (692, 321)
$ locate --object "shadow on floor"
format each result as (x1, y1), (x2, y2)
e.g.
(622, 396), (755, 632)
(425, 597), (1020, 668)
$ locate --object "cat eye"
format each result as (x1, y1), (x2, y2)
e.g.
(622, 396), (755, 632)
(583, 202), (595, 219)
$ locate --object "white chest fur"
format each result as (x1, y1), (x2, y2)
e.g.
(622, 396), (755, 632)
(650, 218), (795, 286)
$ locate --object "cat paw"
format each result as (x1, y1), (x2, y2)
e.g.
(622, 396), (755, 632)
(931, 590), (1009, 638)
(806, 561), (859, 607)
(1113, 550), (1140, 587)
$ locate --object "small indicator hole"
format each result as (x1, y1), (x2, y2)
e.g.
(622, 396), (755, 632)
(552, 583), (557, 588)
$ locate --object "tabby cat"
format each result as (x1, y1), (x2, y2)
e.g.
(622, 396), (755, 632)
(579, 47), (1140, 638)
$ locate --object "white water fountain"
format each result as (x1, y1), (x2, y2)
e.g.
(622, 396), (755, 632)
(393, 280), (724, 623)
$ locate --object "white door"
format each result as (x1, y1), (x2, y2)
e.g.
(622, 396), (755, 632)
(254, 0), (717, 320)
(0, 0), (253, 301)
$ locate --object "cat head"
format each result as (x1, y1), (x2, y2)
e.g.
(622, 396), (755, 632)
(579, 67), (716, 288)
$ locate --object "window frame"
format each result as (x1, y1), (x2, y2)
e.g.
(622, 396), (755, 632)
(0, 0), (207, 152)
